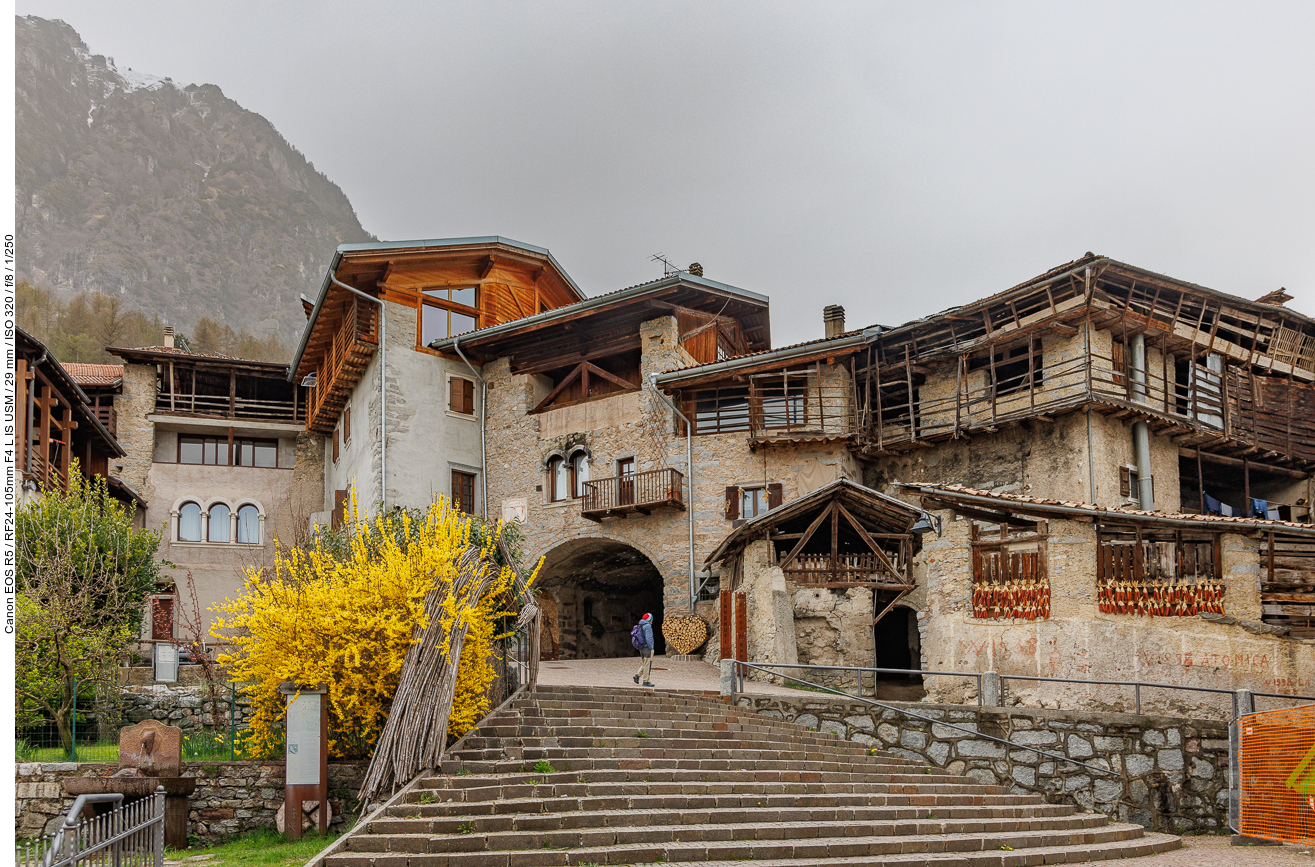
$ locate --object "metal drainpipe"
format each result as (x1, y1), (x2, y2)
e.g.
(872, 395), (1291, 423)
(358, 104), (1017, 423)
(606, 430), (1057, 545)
(1130, 332), (1154, 510)
(451, 336), (489, 519)
(328, 275), (386, 511)
(25, 349), (48, 477)
(1083, 267), (1096, 505)
(649, 373), (697, 611)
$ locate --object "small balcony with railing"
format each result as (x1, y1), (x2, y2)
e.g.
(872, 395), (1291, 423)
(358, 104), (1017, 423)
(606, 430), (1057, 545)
(746, 367), (856, 445)
(155, 364), (306, 425)
(580, 467), (685, 522)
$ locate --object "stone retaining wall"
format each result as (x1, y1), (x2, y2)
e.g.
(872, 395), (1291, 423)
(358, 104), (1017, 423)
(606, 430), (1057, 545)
(736, 692), (1229, 833)
(15, 760), (366, 843)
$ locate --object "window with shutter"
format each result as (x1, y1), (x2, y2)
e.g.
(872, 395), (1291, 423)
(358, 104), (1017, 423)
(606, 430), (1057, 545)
(333, 428), (339, 463)
(344, 406), (351, 442)
(449, 376), (476, 415)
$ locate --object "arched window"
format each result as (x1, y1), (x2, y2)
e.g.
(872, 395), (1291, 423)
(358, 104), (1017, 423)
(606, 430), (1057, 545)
(208, 504), (230, 543)
(236, 505), (260, 544)
(178, 502), (202, 542)
(571, 451), (590, 499)
(547, 456), (568, 502)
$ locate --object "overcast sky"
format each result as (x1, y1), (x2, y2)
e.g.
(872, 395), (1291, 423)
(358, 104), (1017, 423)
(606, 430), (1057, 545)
(14, 1), (1315, 345)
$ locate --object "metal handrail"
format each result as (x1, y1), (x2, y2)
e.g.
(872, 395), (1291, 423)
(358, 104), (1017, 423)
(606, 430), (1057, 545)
(999, 672), (1250, 718)
(743, 661), (985, 706)
(732, 660), (1118, 778)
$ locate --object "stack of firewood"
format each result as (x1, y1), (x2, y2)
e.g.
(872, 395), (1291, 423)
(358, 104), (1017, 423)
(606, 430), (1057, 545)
(662, 613), (709, 654)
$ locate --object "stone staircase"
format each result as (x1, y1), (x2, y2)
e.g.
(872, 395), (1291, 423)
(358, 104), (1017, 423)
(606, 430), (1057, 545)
(325, 685), (1180, 867)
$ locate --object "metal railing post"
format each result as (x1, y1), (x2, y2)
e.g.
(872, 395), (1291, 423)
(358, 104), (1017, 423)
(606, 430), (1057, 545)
(1135, 683), (1142, 716)
(154, 786), (166, 867)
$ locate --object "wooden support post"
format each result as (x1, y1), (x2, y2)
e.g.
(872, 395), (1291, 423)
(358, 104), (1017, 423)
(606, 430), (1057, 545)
(954, 354), (963, 438)
(16, 359), (28, 475)
(169, 361), (176, 412)
(1243, 457), (1251, 515)
(1028, 336), (1035, 410)
(988, 346), (998, 423)
(1268, 531), (1275, 588)
(229, 369), (237, 417)
(1197, 447), (1205, 513)
(904, 347), (916, 440)
(38, 382), (51, 485)
(60, 403), (73, 486)
(830, 502), (839, 584)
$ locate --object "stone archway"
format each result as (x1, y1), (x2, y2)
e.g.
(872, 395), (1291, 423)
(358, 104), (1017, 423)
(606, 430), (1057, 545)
(535, 538), (667, 659)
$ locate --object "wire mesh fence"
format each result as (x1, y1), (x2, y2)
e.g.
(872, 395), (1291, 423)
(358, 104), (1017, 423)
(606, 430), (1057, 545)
(1237, 703), (1315, 845)
(16, 679), (261, 764)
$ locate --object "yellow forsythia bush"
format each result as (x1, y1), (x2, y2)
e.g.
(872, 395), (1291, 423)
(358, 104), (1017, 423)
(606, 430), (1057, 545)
(214, 488), (532, 758)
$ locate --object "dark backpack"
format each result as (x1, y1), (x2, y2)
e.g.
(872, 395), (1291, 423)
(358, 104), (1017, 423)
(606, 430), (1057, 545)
(630, 624), (645, 649)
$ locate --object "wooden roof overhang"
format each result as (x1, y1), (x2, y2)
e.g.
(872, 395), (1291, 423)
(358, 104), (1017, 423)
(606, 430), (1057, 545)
(428, 276), (771, 377)
(291, 237), (586, 382)
(20, 329), (124, 458)
(109, 347), (292, 378)
(903, 483), (1315, 541)
(706, 478), (923, 566)
(866, 255), (1315, 379)
(655, 333), (867, 392)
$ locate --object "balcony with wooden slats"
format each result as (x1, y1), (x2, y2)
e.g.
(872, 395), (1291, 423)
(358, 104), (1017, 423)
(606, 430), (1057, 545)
(304, 295), (378, 433)
(580, 468), (685, 522)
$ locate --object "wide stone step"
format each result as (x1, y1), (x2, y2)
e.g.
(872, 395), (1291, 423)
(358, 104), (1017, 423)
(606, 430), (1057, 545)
(327, 822), (1161, 866)
(426, 766), (956, 791)
(368, 801), (1081, 836)
(440, 755), (965, 779)
(393, 778), (1011, 808)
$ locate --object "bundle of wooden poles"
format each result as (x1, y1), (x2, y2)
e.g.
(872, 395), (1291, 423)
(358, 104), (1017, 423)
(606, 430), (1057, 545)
(357, 537), (540, 808)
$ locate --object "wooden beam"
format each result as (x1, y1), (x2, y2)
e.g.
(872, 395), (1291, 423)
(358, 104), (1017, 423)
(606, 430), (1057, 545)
(780, 503), (835, 572)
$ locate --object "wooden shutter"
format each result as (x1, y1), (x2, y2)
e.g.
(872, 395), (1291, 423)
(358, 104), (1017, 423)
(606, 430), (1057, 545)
(344, 406), (351, 442)
(725, 486), (739, 521)
(449, 378), (461, 412)
(1119, 467), (1131, 498)
(333, 428), (339, 463)
(462, 379), (475, 414)
(333, 489), (348, 529)
(767, 483), (783, 509)
(1112, 341), (1127, 387)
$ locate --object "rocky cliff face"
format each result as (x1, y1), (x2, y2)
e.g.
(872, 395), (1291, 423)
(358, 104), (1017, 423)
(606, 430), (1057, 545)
(15, 15), (374, 343)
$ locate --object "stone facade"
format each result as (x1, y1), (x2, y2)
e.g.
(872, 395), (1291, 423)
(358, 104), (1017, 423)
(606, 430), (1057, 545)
(736, 693), (1230, 833)
(15, 760), (365, 841)
(913, 509), (1315, 715)
(483, 314), (865, 657)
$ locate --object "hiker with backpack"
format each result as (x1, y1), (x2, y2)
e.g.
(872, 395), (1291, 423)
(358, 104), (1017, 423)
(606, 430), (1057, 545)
(631, 613), (655, 687)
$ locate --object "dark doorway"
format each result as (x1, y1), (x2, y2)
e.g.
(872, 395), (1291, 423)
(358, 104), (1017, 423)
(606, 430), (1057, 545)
(536, 538), (666, 659)
(873, 607), (923, 692)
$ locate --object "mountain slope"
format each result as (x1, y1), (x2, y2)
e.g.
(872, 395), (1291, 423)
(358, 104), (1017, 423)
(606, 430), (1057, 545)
(15, 15), (375, 344)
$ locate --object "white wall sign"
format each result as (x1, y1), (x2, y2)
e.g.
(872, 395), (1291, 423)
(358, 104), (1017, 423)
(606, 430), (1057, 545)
(154, 643), (178, 683)
(285, 693), (322, 786)
(501, 498), (527, 524)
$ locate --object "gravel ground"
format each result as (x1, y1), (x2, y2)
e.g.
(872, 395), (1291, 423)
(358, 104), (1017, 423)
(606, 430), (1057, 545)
(1072, 835), (1314, 866)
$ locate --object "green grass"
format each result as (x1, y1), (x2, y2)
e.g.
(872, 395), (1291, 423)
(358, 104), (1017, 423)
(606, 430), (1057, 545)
(167, 827), (346, 867)
(781, 679), (845, 696)
(17, 730), (252, 764)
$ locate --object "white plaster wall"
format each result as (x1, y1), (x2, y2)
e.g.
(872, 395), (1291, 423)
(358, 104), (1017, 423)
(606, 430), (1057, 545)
(323, 300), (486, 517)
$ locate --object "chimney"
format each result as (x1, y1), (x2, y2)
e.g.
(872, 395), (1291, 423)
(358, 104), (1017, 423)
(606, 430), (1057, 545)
(163, 326), (175, 349)
(688, 262), (704, 277)
(823, 305), (846, 339)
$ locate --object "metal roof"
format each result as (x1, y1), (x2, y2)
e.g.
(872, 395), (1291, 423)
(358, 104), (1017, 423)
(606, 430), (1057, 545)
(903, 483), (1315, 538)
(425, 271), (768, 354)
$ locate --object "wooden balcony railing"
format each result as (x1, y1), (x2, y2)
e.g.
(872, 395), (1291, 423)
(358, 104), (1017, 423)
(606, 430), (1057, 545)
(784, 552), (897, 586)
(305, 296), (378, 433)
(154, 392), (304, 424)
(24, 450), (68, 492)
(581, 467), (685, 521)
(748, 366), (855, 443)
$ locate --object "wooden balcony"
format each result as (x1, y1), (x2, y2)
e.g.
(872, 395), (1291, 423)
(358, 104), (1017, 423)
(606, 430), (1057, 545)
(23, 450), (68, 493)
(581, 468), (685, 522)
(305, 296), (378, 434)
(154, 392), (304, 424)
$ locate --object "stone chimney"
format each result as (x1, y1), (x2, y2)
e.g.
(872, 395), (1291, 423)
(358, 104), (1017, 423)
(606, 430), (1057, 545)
(688, 262), (704, 277)
(163, 326), (175, 349)
(823, 305), (846, 339)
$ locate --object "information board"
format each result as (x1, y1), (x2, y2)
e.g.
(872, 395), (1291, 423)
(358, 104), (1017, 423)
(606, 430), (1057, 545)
(154, 642), (178, 683)
(285, 692), (322, 786)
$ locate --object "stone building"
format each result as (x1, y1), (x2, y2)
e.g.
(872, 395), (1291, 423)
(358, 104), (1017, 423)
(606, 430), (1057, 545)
(107, 334), (323, 644)
(296, 241), (1315, 708)
(289, 237), (584, 521)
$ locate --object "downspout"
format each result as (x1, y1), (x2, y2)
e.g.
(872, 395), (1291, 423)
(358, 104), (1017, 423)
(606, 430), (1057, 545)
(25, 349), (48, 478)
(1083, 267), (1096, 505)
(649, 373), (697, 611)
(1130, 333), (1154, 510)
(451, 336), (488, 519)
(328, 275), (387, 511)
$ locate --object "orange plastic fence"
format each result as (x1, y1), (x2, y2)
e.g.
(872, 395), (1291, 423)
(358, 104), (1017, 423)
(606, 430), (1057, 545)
(1238, 703), (1315, 844)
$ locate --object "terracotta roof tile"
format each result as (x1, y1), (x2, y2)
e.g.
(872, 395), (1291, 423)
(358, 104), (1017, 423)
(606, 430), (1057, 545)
(62, 363), (124, 386)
